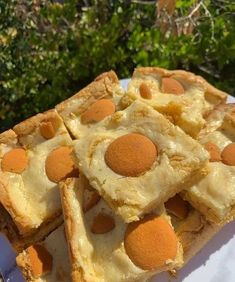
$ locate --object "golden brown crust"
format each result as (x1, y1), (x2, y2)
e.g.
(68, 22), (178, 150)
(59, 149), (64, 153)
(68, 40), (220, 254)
(60, 178), (86, 282)
(0, 203), (20, 244)
(221, 112), (235, 134)
(133, 67), (201, 85)
(226, 205), (235, 224)
(0, 202), (63, 253)
(0, 129), (17, 145)
(13, 109), (62, 137)
(56, 70), (120, 118)
(216, 103), (235, 111)
(94, 70), (119, 84)
(14, 213), (63, 252)
(59, 178), (77, 262)
(205, 103), (235, 122)
(71, 269), (86, 282)
(133, 67), (227, 106)
(197, 76), (227, 105)
(16, 251), (34, 281)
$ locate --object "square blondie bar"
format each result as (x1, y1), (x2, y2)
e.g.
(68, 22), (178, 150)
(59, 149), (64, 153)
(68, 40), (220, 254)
(183, 104), (235, 224)
(123, 67), (227, 137)
(56, 71), (124, 139)
(73, 101), (209, 222)
(0, 110), (78, 236)
(60, 176), (183, 282)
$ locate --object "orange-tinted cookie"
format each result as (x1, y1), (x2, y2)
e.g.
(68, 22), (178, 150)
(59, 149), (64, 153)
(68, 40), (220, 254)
(45, 146), (78, 183)
(139, 83), (152, 99)
(39, 122), (55, 139)
(27, 245), (53, 278)
(91, 213), (115, 234)
(165, 194), (189, 219)
(47, 114), (61, 132)
(161, 77), (185, 95)
(204, 142), (221, 162)
(105, 133), (157, 177)
(1, 148), (28, 173)
(221, 143), (235, 166)
(81, 99), (115, 124)
(124, 215), (178, 270)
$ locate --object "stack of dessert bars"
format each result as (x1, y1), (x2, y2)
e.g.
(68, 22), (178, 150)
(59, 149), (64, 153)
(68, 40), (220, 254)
(0, 68), (234, 282)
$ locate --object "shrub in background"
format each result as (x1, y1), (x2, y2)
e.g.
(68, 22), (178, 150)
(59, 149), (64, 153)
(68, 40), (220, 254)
(0, 0), (234, 130)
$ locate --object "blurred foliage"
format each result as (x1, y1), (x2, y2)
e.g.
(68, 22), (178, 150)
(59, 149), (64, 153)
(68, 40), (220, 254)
(0, 0), (235, 131)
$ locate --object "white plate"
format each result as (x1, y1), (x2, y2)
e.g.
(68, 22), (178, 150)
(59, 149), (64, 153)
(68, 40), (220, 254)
(120, 79), (235, 282)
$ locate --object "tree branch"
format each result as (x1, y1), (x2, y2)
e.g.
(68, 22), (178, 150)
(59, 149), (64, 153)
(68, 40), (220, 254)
(130, 0), (156, 5)
(175, 1), (202, 24)
(201, 1), (215, 41)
